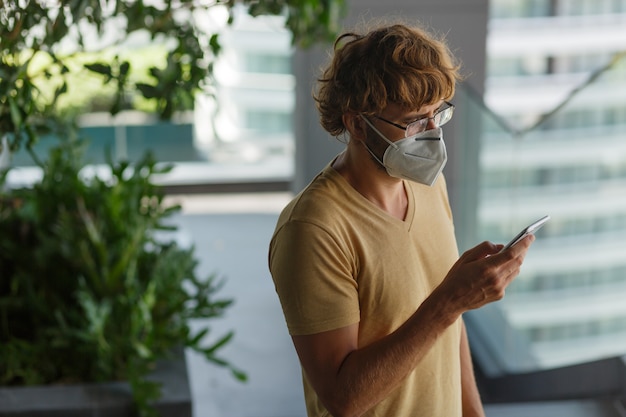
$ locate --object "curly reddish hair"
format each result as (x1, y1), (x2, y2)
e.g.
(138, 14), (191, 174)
(314, 23), (461, 137)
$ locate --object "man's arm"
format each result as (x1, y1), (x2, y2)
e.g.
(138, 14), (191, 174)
(460, 320), (486, 417)
(292, 294), (456, 417)
(291, 236), (534, 417)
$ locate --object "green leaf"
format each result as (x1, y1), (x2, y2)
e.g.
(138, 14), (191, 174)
(136, 83), (160, 99)
(202, 331), (234, 356)
(209, 33), (221, 56)
(119, 61), (130, 77)
(52, 82), (68, 105)
(8, 96), (23, 129)
(84, 62), (112, 77)
(134, 342), (152, 359)
(231, 368), (248, 382)
(188, 328), (209, 346)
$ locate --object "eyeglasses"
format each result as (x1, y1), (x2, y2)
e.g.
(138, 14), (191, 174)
(374, 101), (455, 137)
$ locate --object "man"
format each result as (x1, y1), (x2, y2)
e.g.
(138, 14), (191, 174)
(268, 22), (534, 417)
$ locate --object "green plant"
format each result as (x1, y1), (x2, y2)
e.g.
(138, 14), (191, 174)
(0, 139), (244, 415)
(0, 0), (347, 156)
(0, 1), (347, 415)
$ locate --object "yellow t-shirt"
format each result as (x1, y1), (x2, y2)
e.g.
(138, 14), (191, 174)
(269, 164), (462, 416)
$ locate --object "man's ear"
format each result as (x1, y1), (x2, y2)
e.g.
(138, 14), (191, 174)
(343, 112), (367, 140)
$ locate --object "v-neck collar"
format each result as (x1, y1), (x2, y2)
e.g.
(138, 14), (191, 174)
(327, 163), (416, 230)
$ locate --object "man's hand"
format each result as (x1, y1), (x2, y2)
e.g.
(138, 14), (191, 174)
(436, 234), (535, 314)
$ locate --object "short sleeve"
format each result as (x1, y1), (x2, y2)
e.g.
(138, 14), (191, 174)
(269, 220), (360, 335)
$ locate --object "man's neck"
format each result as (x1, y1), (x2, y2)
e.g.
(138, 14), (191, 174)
(332, 147), (408, 221)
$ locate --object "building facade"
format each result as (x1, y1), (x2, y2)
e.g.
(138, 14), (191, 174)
(471, 0), (626, 374)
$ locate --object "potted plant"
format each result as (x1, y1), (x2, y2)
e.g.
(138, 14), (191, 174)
(0, 1), (345, 416)
(0, 139), (244, 416)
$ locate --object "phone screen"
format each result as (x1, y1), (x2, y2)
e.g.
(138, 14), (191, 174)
(501, 215), (550, 252)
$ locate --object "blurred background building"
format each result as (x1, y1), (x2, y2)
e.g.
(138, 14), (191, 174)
(193, 6), (295, 165)
(470, 0), (626, 376)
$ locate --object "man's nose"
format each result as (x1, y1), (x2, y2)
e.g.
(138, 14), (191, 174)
(425, 117), (438, 130)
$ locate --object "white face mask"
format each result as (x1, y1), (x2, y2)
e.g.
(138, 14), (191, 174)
(360, 115), (448, 186)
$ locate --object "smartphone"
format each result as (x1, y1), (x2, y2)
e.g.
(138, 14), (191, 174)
(500, 215), (550, 252)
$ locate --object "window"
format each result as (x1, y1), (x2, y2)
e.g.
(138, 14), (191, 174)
(245, 110), (292, 134)
(245, 53), (291, 74)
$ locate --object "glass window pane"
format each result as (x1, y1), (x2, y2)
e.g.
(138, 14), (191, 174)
(469, 6), (626, 375)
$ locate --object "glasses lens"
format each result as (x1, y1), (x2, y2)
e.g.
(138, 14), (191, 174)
(405, 103), (455, 136)
(405, 119), (427, 136)
(435, 105), (454, 127)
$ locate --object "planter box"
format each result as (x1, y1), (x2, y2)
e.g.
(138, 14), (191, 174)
(0, 349), (191, 417)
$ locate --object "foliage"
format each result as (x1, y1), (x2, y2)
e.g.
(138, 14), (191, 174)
(0, 0), (346, 156)
(25, 44), (171, 118)
(0, 139), (245, 415)
(0, 1), (346, 415)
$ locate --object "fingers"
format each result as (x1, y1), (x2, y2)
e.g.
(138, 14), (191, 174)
(502, 233), (535, 254)
(481, 234), (535, 299)
(443, 234), (536, 313)
(460, 240), (501, 261)
(495, 234), (535, 265)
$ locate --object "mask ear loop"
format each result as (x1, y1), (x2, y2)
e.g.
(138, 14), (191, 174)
(361, 137), (387, 168)
(359, 113), (399, 149)
(357, 114), (394, 169)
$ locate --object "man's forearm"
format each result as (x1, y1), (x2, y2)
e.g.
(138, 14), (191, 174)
(305, 294), (462, 417)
